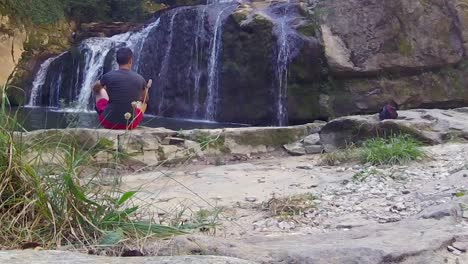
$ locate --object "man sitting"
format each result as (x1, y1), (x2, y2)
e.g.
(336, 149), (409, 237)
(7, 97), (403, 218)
(379, 100), (399, 121)
(93, 47), (150, 130)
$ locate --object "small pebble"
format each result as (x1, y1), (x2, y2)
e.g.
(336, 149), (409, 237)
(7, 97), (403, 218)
(447, 245), (462, 256)
(245, 196), (257, 202)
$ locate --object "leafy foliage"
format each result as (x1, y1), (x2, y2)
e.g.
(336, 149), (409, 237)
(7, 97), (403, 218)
(0, 0), (160, 33)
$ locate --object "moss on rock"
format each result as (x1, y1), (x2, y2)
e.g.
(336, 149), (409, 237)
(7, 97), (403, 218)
(218, 12), (276, 125)
(297, 23), (317, 37)
(233, 129), (300, 147)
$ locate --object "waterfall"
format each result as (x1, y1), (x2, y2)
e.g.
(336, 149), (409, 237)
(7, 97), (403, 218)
(127, 19), (161, 72)
(267, 3), (304, 126)
(157, 9), (180, 114)
(205, 5), (233, 120)
(28, 18), (161, 110)
(192, 7), (207, 118)
(75, 18), (161, 110)
(27, 1), (239, 120)
(25, 0), (323, 127)
(75, 38), (116, 110)
(136, 3), (236, 119)
(28, 55), (62, 106)
(275, 20), (290, 126)
(26, 1), (317, 126)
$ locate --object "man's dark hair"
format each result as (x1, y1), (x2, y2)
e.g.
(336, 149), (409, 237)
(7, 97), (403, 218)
(116, 47), (133, 65)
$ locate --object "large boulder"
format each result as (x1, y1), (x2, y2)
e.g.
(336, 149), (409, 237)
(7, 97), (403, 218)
(319, 0), (465, 76)
(320, 107), (468, 151)
(219, 2), (325, 125)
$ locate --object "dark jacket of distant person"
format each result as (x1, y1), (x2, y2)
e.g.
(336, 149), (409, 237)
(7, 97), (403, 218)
(379, 101), (398, 120)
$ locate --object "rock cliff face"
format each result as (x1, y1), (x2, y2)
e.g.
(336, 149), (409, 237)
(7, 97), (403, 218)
(318, 0), (468, 119)
(320, 0), (465, 76)
(0, 31), (25, 84)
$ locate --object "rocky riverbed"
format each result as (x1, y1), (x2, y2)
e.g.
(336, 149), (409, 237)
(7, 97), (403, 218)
(5, 108), (468, 263)
(5, 141), (468, 263)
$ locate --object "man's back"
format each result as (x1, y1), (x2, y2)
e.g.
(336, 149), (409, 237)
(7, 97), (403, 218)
(100, 69), (146, 125)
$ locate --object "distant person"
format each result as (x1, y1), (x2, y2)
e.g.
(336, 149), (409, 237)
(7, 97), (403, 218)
(379, 100), (399, 120)
(93, 47), (151, 130)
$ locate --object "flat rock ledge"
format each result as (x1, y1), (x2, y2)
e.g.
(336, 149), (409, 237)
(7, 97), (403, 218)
(14, 107), (468, 163)
(0, 251), (254, 264)
(14, 123), (324, 165)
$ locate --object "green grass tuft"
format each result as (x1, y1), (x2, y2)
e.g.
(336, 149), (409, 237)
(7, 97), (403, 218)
(321, 135), (426, 166)
(361, 135), (425, 165)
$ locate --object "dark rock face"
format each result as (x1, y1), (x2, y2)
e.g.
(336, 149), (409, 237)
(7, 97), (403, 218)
(218, 13), (276, 125)
(8, 52), (52, 106)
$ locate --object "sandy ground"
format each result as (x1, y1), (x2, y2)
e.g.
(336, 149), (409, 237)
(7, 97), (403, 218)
(118, 142), (468, 241)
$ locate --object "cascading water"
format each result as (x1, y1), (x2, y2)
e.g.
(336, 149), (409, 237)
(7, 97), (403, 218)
(28, 55), (62, 106)
(207, 0), (239, 4)
(275, 20), (290, 126)
(205, 5), (234, 120)
(28, 18), (161, 109)
(138, 3), (237, 119)
(267, 3), (304, 126)
(157, 9), (180, 114)
(75, 38), (116, 110)
(29, 3), (236, 119)
(73, 18), (162, 110)
(192, 7), (208, 118)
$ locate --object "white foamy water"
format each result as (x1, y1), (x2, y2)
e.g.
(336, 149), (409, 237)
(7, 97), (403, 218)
(27, 55), (62, 106)
(205, 5), (233, 121)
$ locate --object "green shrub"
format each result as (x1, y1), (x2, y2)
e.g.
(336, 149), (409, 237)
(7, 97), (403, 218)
(361, 135), (425, 165)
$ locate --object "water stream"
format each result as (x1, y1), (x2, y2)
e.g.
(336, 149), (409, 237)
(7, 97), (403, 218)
(205, 5), (234, 120)
(27, 55), (62, 106)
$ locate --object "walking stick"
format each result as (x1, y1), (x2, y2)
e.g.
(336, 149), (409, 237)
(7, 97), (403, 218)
(140, 79), (152, 114)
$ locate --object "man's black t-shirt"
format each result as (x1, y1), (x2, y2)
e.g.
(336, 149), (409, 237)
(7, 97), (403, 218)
(100, 69), (146, 125)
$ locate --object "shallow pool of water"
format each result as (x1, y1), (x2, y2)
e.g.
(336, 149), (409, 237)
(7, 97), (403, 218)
(9, 107), (248, 131)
